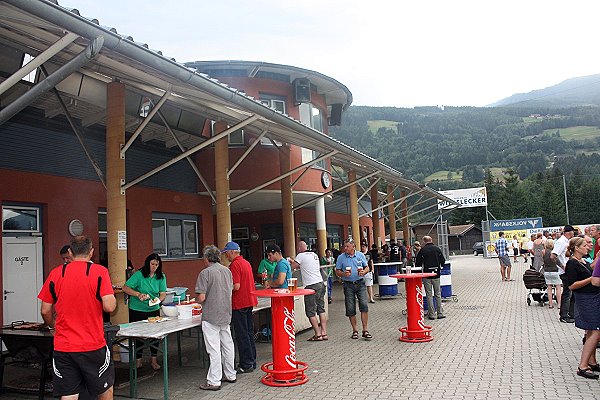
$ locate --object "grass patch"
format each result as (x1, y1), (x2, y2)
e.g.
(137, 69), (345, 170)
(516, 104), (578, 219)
(542, 126), (600, 141)
(424, 170), (463, 182)
(367, 120), (398, 134)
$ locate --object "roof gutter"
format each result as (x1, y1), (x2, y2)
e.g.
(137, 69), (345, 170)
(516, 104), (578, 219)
(6, 0), (458, 206)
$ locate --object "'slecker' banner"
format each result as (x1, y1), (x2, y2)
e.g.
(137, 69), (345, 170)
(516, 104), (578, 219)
(437, 187), (487, 209)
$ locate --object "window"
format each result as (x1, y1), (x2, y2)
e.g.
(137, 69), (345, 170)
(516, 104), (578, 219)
(259, 95), (286, 146)
(210, 121), (245, 146)
(299, 103), (323, 132)
(299, 103), (325, 167)
(21, 53), (37, 83)
(2, 206), (40, 233)
(152, 213), (200, 258)
(98, 211), (107, 235)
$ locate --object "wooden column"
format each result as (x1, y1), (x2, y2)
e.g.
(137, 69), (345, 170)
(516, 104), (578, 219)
(280, 145), (295, 257)
(387, 184), (396, 241)
(348, 170), (360, 242)
(106, 81), (127, 324)
(316, 197), (327, 258)
(214, 121), (231, 250)
(401, 190), (409, 244)
(370, 181), (380, 247)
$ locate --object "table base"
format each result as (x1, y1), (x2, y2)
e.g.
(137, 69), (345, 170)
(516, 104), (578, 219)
(399, 325), (433, 343)
(260, 361), (309, 387)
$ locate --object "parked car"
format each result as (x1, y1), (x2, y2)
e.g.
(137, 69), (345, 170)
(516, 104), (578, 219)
(473, 242), (484, 256)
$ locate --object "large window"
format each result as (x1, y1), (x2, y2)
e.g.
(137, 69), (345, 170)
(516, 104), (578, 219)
(152, 213), (200, 259)
(2, 205), (40, 233)
(299, 103), (325, 167)
(299, 103), (323, 132)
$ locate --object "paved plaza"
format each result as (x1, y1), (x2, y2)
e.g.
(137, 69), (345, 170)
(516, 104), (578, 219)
(4, 255), (600, 399)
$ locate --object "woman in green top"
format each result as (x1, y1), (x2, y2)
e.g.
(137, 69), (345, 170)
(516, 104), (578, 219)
(123, 253), (167, 370)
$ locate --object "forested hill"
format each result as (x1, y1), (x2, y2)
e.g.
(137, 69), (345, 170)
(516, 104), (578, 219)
(329, 105), (600, 186)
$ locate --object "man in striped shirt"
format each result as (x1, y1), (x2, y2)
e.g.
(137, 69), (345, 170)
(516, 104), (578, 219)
(495, 231), (513, 282)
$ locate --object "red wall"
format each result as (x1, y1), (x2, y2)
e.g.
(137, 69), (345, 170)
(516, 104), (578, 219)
(0, 169), (213, 300)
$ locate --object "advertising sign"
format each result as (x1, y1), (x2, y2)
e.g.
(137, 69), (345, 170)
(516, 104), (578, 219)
(437, 187), (487, 209)
(490, 217), (543, 232)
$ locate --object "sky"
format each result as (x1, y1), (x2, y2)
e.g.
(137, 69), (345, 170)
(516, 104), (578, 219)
(67, 0), (600, 108)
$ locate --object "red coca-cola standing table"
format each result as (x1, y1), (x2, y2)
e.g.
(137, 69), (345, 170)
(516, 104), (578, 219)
(251, 288), (314, 387)
(390, 273), (436, 343)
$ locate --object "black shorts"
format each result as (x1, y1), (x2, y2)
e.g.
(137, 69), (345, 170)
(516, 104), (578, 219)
(52, 346), (114, 397)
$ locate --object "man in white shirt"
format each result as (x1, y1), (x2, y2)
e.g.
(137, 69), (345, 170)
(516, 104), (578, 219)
(292, 241), (328, 341)
(552, 225), (575, 323)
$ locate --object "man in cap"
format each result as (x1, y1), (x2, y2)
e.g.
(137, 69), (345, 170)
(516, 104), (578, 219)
(552, 225), (576, 323)
(196, 245), (236, 390)
(222, 241), (258, 374)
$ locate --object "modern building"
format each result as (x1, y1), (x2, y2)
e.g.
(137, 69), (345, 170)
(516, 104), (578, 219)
(0, 0), (456, 325)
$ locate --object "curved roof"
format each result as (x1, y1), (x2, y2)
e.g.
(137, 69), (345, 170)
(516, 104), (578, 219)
(185, 60), (353, 111)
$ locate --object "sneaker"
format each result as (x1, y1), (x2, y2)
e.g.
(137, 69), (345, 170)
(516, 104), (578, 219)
(200, 383), (221, 391)
(428, 315), (436, 320)
(221, 377), (237, 383)
(236, 366), (255, 374)
(328, 298), (332, 304)
(559, 317), (575, 323)
(437, 314), (446, 319)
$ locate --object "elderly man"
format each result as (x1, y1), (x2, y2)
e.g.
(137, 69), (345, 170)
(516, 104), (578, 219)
(415, 236), (446, 320)
(196, 245), (236, 391)
(335, 239), (372, 340)
(292, 241), (328, 341)
(222, 241), (258, 374)
(553, 225), (576, 323)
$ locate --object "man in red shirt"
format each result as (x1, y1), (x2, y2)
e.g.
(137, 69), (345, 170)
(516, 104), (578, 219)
(223, 241), (258, 374)
(38, 236), (116, 399)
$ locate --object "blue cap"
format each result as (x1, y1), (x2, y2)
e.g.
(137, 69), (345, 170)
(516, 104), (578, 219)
(221, 241), (240, 253)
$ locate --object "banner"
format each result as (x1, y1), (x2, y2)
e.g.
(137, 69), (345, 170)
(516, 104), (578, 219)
(490, 217), (543, 232)
(437, 187), (487, 209)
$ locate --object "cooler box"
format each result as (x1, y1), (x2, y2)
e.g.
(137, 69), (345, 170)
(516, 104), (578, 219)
(440, 263), (452, 298)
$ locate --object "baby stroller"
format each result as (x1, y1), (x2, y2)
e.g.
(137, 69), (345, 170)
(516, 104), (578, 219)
(523, 268), (549, 306)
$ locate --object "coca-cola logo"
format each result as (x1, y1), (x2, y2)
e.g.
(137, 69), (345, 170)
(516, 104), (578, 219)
(283, 307), (297, 368)
(416, 285), (426, 330)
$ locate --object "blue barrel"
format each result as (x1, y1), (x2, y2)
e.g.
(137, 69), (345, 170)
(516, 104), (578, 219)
(440, 262), (452, 298)
(376, 262), (400, 296)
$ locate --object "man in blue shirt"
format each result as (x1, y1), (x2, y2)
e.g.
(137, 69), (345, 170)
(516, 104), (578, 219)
(495, 231), (513, 282)
(265, 244), (292, 289)
(335, 239), (372, 340)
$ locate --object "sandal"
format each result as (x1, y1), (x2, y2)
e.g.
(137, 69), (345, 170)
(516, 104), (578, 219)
(548, 305), (554, 309)
(577, 367), (599, 379)
(307, 335), (323, 341)
(321, 334), (329, 341)
(589, 363), (600, 372)
(351, 331), (359, 339)
(362, 330), (373, 340)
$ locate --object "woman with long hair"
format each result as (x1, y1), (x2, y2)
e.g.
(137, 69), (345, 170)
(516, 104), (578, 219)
(123, 253), (167, 370)
(564, 236), (600, 379)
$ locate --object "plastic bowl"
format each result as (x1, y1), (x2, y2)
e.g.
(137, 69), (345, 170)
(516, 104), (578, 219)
(161, 304), (178, 317)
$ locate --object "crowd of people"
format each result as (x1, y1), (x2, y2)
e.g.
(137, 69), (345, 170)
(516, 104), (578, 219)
(496, 224), (600, 380)
(38, 233), (449, 396)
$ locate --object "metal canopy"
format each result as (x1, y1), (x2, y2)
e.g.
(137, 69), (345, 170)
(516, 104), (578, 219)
(0, 0), (459, 213)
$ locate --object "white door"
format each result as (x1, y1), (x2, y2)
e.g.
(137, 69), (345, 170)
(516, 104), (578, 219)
(2, 236), (43, 324)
